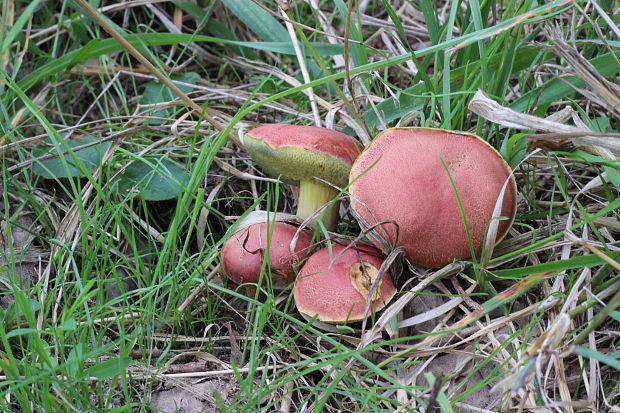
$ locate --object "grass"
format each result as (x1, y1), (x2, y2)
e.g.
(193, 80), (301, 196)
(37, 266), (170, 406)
(1, 0), (619, 411)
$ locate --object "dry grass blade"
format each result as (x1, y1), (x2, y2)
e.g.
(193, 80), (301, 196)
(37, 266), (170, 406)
(145, 3), (221, 63)
(360, 262), (467, 348)
(385, 271), (556, 362)
(468, 90), (620, 155)
(545, 25), (620, 117)
(480, 171), (515, 267)
(398, 284), (475, 329)
(280, 7), (322, 127)
(565, 231), (620, 272)
(469, 91), (577, 132)
(73, 0), (231, 138)
(0, 0), (15, 74)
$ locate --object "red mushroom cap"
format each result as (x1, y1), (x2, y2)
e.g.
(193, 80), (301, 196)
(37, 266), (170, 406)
(244, 124), (362, 187)
(221, 222), (312, 289)
(294, 243), (397, 323)
(349, 127), (517, 267)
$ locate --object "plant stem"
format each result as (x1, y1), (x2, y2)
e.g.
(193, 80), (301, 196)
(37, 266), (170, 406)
(297, 180), (340, 231)
(73, 0), (238, 142)
(572, 288), (620, 346)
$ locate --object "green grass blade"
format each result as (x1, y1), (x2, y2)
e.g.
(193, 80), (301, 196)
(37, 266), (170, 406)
(490, 252), (620, 279)
(0, 0), (44, 57)
(574, 346), (620, 370)
(220, 0), (288, 42)
(510, 51), (620, 112)
(16, 34), (351, 93)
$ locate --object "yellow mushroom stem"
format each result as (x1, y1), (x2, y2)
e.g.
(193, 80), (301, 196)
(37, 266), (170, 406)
(297, 180), (340, 231)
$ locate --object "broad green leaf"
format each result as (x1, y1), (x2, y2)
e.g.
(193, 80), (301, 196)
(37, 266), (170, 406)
(4, 298), (41, 323)
(66, 343), (87, 376)
(31, 135), (110, 179)
(560, 150), (620, 168)
(220, 0), (288, 42)
(117, 156), (188, 201)
(87, 356), (131, 380)
(140, 72), (200, 124)
(604, 167), (620, 189)
(172, 1), (208, 20)
(584, 116), (610, 133)
(60, 318), (77, 331)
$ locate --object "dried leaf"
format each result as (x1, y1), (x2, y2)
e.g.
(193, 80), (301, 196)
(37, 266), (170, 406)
(469, 90), (620, 155)
(546, 26), (620, 117)
(150, 381), (222, 413)
(0, 210), (46, 308)
(350, 262), (381, 301)
(400, 294), (454, 330)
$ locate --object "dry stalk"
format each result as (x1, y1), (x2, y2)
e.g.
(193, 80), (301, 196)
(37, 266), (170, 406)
(545, 25), (620, 118)
(73, 0), (232, 140)
(468, 90), (620, 156)
(279, 7), (322, 127)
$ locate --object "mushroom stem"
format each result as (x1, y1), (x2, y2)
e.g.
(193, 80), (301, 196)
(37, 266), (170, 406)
(297, 180), (340, 231)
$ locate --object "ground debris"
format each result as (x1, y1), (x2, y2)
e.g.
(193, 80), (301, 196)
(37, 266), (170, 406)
(0, 209), (47, 308)
(150, 379), (226, 413)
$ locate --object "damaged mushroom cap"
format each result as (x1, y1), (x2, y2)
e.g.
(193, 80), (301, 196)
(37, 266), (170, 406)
(294, 243), (397, 323)
(221, 221), (312, 290)
(349, 127), (517, 267)
(244, 124), (362, 230)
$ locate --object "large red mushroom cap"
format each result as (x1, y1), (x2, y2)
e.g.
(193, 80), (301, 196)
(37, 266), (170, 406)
(349, 127), (517, 267)
(294, 243), (397, 323)
(221, 221), (312, 289)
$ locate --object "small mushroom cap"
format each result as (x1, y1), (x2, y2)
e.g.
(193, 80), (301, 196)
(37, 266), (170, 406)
(349, 127), (517, 267)
(244, 124), (362, 187)
(221, 222), (312, 289)
(294, 244), (397, 323)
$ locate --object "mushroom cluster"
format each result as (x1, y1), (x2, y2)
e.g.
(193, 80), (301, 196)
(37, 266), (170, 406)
(220, 124), (516, 325)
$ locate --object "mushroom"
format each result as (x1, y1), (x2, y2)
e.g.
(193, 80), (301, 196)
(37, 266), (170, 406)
(221, 220), (312, 290)
(244, 124), (362, 231)
(294, 243), (396, 323)
(349, 127), (517, 267)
